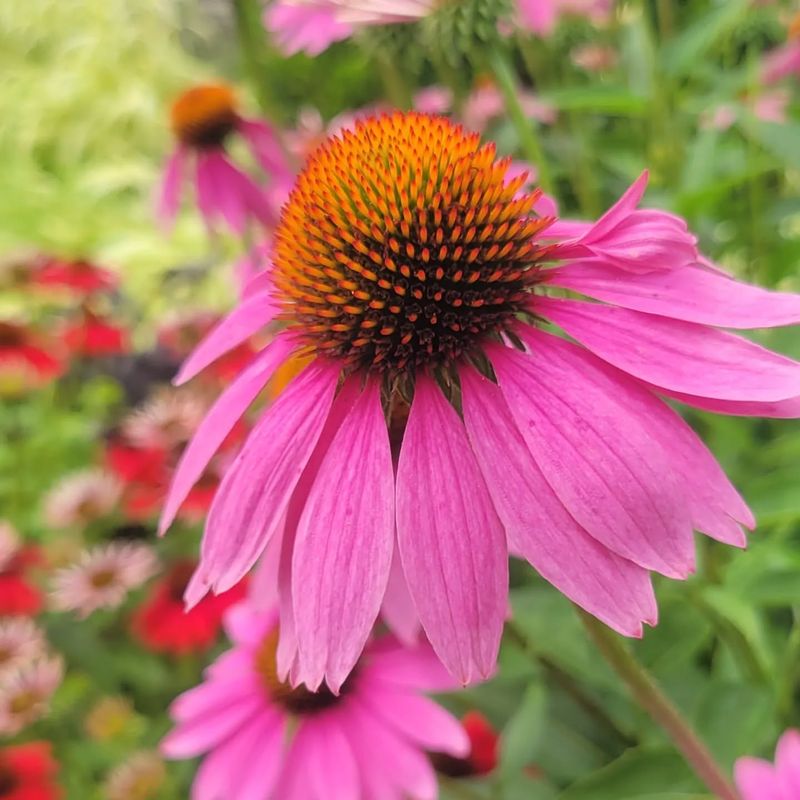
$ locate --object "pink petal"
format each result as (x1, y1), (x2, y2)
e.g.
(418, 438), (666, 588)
(170, 676), (259, 723)
(490, 337), (695, 578)
(516, 0), (557, 35)
(360, 686), (470, 757)
(306, 715), (361, 800)
(197, 360), (340, 597)
(157, 147), (186, 227)
(776, 729), (800, 798)
(539, 296), (800, 402)
(656, 390), (800, 419)
(227, 712), (286, 800)
(160, 334), (296, 535)
(546, 261), (800, 329)
(195, 153), (216, 226)
(162, 696), (263, 758)
(292, 377), (395, 692)
(273, 722), (318, 800)
(273, 376), (365, 681)
(174, 291), (277, 385)
(238, 117), (290, 178)
(189, 711), (283, 800)
(396, 375), (507, 684)
(203, 152), (249, 234)
(365, 639), (461, 693)
(346, 700), (438, 800)
(584, 171), (649, 243)
(527, 331), (753, 543)
(734, 757), (783, 800)
(380, 543), (422, 645)
(460, 365), (657, 636)
(249, 534), (282, 612)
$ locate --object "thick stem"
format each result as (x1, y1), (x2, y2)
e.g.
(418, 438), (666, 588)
(486, 48), (553, 194)
(578, 610), (739, 800)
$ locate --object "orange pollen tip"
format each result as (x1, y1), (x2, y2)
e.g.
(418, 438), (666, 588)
(790, 12), (800, 40)
(170, 83), (238, 149)
(272, 112), (552, 374)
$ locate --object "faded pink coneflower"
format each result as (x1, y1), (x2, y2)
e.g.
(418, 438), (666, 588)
(0, 618), (47, 678)
(516, 0), (613, 36)
(121, 388), (208, 452)
(158, 83), (290, 235)
(0, 657), (63, 736)
(161, 112), (800, 689)
(104, 751), (166, 800)
(735, 729), (800, 799)
(43, 469), (122, 530)
(50, 543), (158, 617)
(162, 601), (468, 799)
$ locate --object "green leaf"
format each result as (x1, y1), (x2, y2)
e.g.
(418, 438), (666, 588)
(500, 683), (547, 778)
(559, 748), (701, 799)
(739, 118), (800, 171)
(539, 87), (649, 115)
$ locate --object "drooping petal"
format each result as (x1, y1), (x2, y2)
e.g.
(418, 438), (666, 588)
(518, 330), (754, 545)
(238, 118), (291, 178)
(292, 377), (395, 692)
(273, 376), (364, 682)
(170, 675), (259, 723)
(583, 171), (649, 243)
(174, 292), (277, 385)
(538, 296), (800, 402)
(546, 261), (800, 329)
(396, 375), (507, 684)
(157, 147), (186, 227)
(460, 365), (657, 635)
(226, 712), (286, 800)
(490, 338), (694, 578)
(160, 334), (296, 535)
(366, 638), (461, 693)
(655, 389), (800, 419)
(196, 360), (340, 598)
(734, 758), (783, 800)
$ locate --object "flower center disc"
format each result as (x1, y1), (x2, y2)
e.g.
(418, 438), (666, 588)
(170, 84), (238, 149)
(272, 112), (552, 374)
(254, 628), (349, 714)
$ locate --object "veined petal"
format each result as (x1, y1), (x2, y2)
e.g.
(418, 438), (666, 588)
(460, 365), (657, 635)
(519, 330), (754, 545)
(292, 377), (395, 692)
(196, 360), (340, 598)
(275, 376), (364, 682)
(396, 375), (507, 684)
(539, 296), (800, 402)
(583, 171), (649, 243)
(174, 291), (277, 385)
(490, 338), (694, 578)
(547, 261), (800, 329)
(160, 333), (296, 535)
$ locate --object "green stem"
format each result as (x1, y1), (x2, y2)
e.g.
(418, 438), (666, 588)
(486, 47), (553, 193)
(230, 0), (284, 122)
(656, 0), (675, 39)
(505, 620), (634, 747)
(375, 54), (413, 109)
(578, 610), (739, 800)
(778, 608), (800, 724)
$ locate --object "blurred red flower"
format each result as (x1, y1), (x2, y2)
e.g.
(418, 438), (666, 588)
(63, 311), (129, 358)
(132, 561), (246, 655)
(0, 741), (61, 800)
(32, 257), (117, 295)
(0, 322), (64, 393)
(0, 547), (43, 618)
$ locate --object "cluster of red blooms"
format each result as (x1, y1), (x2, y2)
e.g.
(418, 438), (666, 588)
(0, 255), (127, 395)
(0, 741), (61, 800)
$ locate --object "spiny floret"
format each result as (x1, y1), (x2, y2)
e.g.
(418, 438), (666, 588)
(272, 112), (552, 373)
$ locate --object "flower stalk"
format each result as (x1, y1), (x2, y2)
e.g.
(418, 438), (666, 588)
(578, 609), (739, 800)
(486, 47), (553, 193)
